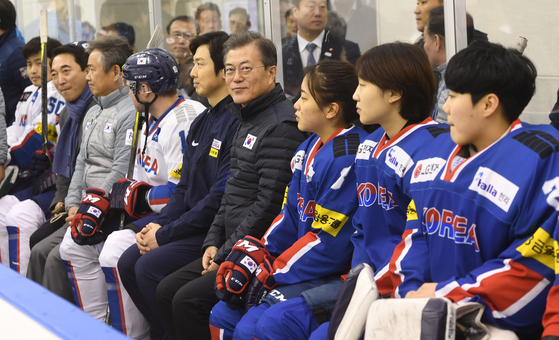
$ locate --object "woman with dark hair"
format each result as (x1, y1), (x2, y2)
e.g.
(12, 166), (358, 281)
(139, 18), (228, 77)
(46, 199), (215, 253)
(208, 59), (368, 340)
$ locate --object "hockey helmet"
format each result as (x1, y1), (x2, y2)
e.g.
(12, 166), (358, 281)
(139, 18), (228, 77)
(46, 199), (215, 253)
(122, 48), (180, 95)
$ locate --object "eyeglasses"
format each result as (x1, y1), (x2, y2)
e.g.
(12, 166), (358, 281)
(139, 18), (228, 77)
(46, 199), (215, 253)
(168, 32), (193, 41)
(224, 65), (265, 78)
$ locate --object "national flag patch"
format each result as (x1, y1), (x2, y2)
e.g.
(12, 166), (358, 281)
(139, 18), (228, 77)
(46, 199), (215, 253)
(19, 67), (28, 78)
(243, 134), (257, 150)
(87, 206), (102, 218)
(240, 255), (258, 273)
(104, 123), (112, 133)
(138, 57), (147, 65)
(125, 129), (134, 145)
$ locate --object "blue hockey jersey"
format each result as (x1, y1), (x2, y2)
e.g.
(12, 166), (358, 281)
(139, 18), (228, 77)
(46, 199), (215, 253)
(351, 118), (449, 295)
(263, 125), (368, 285)
(390, 120), (559, 333)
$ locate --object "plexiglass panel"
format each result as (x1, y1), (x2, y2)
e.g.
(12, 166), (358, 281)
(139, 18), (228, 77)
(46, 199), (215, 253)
(465, 0), (559, 123)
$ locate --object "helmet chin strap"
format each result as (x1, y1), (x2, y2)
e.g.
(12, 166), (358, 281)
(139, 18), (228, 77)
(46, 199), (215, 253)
(135, 92), (159, 156)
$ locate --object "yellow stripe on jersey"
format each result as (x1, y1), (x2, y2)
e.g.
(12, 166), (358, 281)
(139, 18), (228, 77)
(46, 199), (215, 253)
(170, 163), (182, 179)
(407, 200), (418, 221)
(516, 227), (556, 271)
(35, 123), (58, 142)
(311, 204), (349, 237)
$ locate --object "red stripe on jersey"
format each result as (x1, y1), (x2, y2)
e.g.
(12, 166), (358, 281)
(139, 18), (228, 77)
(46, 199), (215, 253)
(262, 213), (284, 246)
(209, 324), (223, 340)
(443, 259), (546, 314)
(374, 264), (393, 297)
(10, 129), (38, 152)
(272, 231), (320, 274)
(149, 197), (169, 206)
(113, 267), (128, 336)
(543, 285), (559, 337)
(388, 229), (415, 296)
(304, 127), (346, 175)
(372, 118), (435, 159)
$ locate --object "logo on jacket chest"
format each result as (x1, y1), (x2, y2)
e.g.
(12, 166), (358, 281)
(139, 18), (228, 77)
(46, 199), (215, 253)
(243, 134), (257, 150)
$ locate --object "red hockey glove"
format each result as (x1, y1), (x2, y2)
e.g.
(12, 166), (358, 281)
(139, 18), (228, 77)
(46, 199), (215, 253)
(71, 188), (110, 245)
(245, 257), (277, 311)
(28, 149), (54, 177)
(215, 236), (271, 307)
(110, 178), (153, 219)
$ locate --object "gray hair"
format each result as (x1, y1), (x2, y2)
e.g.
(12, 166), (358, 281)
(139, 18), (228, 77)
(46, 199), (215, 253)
(223, 31), (277, 68)
(86, 36), (134, 73)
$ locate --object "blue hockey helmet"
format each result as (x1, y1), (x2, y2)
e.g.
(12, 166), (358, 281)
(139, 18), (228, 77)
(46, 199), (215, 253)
(122, 48), (180, 95)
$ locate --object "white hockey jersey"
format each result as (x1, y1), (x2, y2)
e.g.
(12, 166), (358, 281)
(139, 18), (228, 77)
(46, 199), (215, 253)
(132, 97), (205, 213)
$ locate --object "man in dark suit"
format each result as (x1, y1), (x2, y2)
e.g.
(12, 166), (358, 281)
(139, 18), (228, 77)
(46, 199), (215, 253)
(282, 0), (359, 99)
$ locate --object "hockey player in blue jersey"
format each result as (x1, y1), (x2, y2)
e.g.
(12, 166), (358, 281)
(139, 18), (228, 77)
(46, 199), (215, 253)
(208, 59), (368, 340)
(388, 41), (559, 338)
(258, 42), (447, 340)
(57, 47), (205, 340)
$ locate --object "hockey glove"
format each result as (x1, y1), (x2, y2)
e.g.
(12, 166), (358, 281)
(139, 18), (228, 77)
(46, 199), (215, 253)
(245, 257), (277, 311)
(110, 178), (152, 219)
(33, 169), (57, 195)
(215, 236), (271, 306)
(28, 149), (53, 177)
(71, 188), (110, 245)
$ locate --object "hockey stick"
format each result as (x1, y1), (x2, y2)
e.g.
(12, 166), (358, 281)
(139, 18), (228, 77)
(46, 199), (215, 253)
(119, 25), (165, 230)
(40, 9), (48, 155)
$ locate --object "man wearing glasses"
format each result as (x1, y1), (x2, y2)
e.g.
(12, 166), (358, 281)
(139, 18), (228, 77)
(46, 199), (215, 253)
(166, 16), (209, 106)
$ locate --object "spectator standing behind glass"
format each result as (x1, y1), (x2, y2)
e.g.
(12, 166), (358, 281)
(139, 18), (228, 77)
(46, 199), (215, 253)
(0, 0), (32, 125)
(283, 0), (360, 101)
(423, 6), (448, 123)
(105, 22), (136, 51)
(413, 0), (443, 47)
(283, 9), (298, 44)
(166, 16), (209, 106)
(328, 0), (377, 53)
(229, 7), (251, 34)
(196, 2), (222, 34)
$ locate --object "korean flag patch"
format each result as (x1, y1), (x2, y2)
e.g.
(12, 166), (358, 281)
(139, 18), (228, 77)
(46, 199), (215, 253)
(104, 123), (112, 133)
(138, 57), (147, 65)
(243, 134), (257, 150)
(240, 255), (258, 274)
(87, 206), (102, 218)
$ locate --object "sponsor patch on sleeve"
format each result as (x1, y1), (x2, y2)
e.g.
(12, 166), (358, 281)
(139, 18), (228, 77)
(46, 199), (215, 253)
(291, 150), (306, 173)
(170, 164), (182, 179)
(406, 200), (418, 221)
(516, 227), (556, 271)
(468, 167), (518, 212)
(311, 204), (349, 237)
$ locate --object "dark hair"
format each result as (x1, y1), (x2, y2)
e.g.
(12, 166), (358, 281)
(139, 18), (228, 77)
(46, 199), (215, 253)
(166, 15), (195, 34)
(86, 36), (134, 73)
(196, 2), (221, 19)
(285, 8), (293, 20)
(223, 32), (277, 68)
(356, 42), (435, 122)
(304, 59), (358, 124)
(229, 7), (250, 23)
(0, 0), (16, 31)
(107, 22), (135, 47)
(190, 31), (230, 75)
(51, 44), (89, 70)
(445, 40), (537, 122)
(22, 37), (62, 60)
(426, 6), (445, 39)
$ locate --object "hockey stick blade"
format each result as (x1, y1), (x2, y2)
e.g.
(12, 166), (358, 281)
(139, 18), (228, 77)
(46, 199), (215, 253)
(146, 24), (164, 49)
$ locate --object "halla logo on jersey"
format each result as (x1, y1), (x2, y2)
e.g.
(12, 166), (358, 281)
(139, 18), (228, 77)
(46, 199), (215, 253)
(468, 167), (518, 212)
(384, 146), (413, 178)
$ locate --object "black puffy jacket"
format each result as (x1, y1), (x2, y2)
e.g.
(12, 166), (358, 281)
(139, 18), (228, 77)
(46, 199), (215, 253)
(202, 84), (308, 263)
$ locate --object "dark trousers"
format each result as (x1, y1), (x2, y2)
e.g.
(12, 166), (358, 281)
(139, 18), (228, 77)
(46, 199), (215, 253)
(117, 234), (206, 340)
(156, 257), (219, 340)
